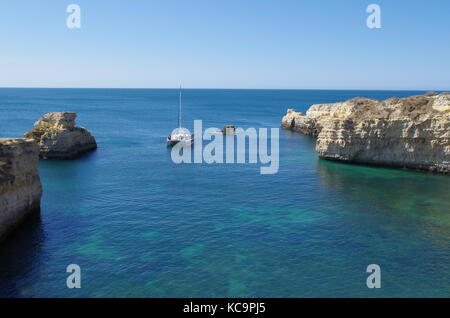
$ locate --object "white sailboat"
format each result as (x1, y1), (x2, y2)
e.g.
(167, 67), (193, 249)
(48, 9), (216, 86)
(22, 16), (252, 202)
(167, 87), (194, 147)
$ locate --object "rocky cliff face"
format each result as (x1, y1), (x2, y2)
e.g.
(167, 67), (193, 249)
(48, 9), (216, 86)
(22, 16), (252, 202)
(24, 112), (97, 159)
(0, 139), (42, 242)
(282, 93), (450, 173)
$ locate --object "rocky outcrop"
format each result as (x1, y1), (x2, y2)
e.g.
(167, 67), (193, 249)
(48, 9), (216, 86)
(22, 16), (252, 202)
(282, 109), (321, 135)
(282, 93), (450, 173)
(24, 112), (97, 159)
(0, 139), (42, 242)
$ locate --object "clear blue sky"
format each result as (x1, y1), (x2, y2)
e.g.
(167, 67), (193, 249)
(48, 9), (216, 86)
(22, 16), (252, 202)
(1, 0), (449, 90)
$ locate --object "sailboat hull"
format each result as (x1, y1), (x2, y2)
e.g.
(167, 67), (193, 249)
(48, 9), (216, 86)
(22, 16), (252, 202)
(166, 134), (195, 147)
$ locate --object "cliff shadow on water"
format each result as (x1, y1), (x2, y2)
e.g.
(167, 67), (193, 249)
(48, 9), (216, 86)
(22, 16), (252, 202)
(316, 159), (450, 232)
(282, 130), (317, 157)
(0, 212), (45, 297)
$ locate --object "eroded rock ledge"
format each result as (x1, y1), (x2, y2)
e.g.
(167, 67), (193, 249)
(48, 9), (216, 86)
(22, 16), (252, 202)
(282, 92), (450, 173)
(24, 112), (97, 159)
(0, 139), (42, 242)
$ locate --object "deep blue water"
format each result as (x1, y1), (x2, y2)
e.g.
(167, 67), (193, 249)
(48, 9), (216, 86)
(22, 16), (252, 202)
(0, 88), (449, 297)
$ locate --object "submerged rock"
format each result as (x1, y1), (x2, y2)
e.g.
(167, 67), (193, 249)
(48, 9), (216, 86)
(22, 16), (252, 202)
(282, 93), (450, 173)
(24, 112), (97, 159)
(0, 138), (42, 242)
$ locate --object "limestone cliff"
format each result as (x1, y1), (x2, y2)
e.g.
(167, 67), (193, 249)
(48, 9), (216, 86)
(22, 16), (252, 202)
(0, 139), (42, 242)
(24, 112), (97, 159)
(282, 92), (450, 173)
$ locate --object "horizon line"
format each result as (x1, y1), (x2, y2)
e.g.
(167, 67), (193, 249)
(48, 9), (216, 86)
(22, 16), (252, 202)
(0, 86), (448, 92)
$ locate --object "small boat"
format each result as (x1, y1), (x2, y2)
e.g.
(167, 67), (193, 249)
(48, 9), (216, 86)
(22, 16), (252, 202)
(167, 87), (194, 147)
(221, 125), (236, 135)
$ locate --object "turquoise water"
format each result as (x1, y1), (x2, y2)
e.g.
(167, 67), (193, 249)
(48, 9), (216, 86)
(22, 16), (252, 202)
(0, 88), (448, 297)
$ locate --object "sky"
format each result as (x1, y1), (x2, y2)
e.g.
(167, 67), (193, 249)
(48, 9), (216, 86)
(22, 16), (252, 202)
(0, 0), (449, 90)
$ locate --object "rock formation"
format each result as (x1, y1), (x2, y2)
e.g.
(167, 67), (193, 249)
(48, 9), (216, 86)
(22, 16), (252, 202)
(24, 112), (97, 159)
(282, 92), (450, 173)
(0, 139), (42, 242)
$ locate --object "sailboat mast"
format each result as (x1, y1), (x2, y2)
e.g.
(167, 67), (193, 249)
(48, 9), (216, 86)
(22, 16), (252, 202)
(178, 86), (182, 128)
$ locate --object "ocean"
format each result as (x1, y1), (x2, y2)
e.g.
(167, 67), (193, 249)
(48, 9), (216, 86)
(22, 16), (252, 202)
(0, 88), (448, 297)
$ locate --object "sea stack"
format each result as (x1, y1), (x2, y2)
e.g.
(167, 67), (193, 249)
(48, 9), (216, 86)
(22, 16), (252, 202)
(282, 92), (450, 173)
(24, 112), (97, 159)
(0, 139), (42, 242)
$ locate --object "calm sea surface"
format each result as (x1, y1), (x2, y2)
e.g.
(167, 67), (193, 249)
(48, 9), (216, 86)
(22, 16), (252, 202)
(0, 88), (448, 297)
